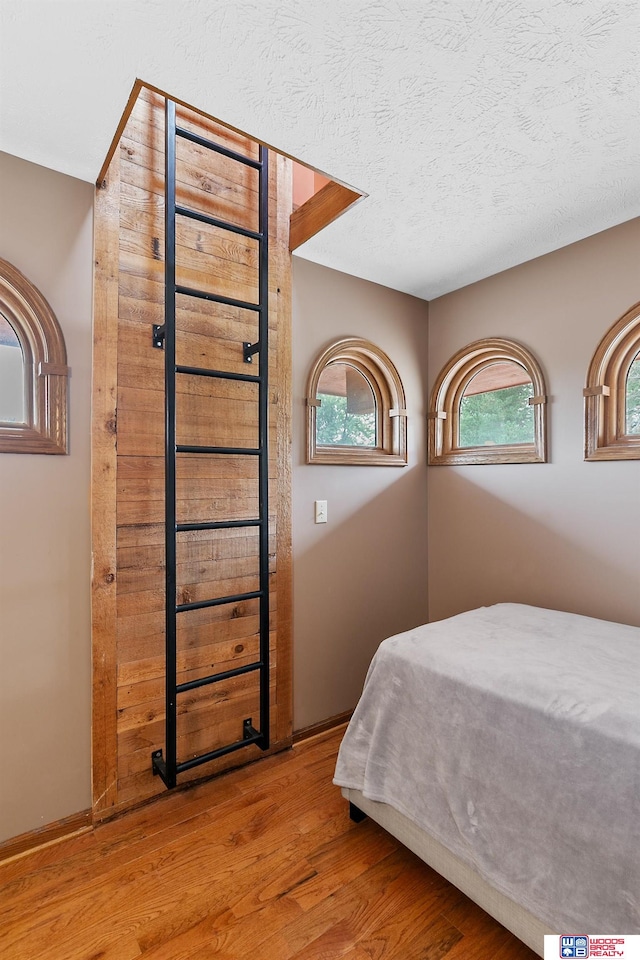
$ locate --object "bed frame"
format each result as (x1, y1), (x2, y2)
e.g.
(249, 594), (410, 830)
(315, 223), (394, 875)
(342, 787), (551, 957)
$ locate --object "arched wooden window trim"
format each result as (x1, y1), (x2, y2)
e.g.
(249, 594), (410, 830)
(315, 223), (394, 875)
(0, 258), (69, 454)
(584, 301), (640, 461)
(428, 337), (548, 465)
(306, 337), (407, 466)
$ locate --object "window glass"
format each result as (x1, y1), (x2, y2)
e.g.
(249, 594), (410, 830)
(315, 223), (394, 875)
(626, 351), (640, 435)
(0, 313), (25, 423)
(316, 362), (376, 447)
(459, 361), (534, 447)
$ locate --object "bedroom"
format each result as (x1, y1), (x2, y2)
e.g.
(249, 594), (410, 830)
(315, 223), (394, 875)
(0, 2), (639, 958)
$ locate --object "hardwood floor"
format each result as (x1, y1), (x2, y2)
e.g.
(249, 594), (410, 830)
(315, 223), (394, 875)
(0, 726), (537, 960)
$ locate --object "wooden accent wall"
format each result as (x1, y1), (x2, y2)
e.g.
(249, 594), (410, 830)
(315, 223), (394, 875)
(92, 88), (293, 819)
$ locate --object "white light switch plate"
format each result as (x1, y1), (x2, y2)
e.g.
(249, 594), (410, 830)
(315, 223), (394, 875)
(314, 500), (327, 523)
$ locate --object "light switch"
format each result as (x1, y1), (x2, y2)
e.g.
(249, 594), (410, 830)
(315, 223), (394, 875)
(314, 500), (328, 524)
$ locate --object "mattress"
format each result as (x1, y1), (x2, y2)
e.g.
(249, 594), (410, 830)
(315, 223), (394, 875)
(334, 603), (640, 935)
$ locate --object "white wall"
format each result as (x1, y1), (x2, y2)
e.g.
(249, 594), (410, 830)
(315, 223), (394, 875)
(428, 217), (640, 628)
(0, 152), (93, 842)
(292, 257), (430, 729)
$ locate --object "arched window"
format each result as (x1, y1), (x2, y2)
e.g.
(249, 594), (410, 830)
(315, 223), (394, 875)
(584, 302), (640, 460)
(306, 338), (407, 465)
(0, 258), (69, 454)
(429, 337), (547, 465)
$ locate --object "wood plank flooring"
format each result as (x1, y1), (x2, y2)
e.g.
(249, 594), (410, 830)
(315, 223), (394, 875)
(0, 726), (537, 960)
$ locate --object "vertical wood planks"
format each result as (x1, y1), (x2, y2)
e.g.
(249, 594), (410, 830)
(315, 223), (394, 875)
(92, 150), (121, 816)
(92, 85), (293, 819)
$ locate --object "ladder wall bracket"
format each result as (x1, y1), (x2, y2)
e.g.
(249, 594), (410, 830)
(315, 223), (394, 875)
(243, 718), (261, 741)
(243, 340), (260, 364)
(151, 749), (171, 787)
(152, 324), (166, 349)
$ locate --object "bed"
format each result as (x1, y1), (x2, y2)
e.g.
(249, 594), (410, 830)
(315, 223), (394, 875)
(333, 603), (640, 957)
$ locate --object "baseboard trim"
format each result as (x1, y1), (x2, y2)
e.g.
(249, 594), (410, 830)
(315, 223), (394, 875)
(0, 720), (347, 861)
(0, 720), (349, 859)
(0, 809), (93, 864)
(292, 709), (353, 745)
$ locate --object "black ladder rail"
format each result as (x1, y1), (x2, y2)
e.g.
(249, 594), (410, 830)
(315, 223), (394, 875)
(152, 99), (270, 789)
(162, 97), (179, 789)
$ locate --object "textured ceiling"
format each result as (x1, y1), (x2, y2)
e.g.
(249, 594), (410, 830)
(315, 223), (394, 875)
(1, 0), (639, 299)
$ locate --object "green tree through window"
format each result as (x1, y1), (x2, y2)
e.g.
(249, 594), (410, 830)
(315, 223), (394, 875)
(316, 393), (376, 446)
(459, 383), (534, 447)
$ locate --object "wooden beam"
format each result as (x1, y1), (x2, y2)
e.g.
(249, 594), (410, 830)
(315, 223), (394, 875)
(273, 152), (294, 747)
(96, 79), (144, 186)
(91, 149), (120, 817)
(289, 181), (363, 251)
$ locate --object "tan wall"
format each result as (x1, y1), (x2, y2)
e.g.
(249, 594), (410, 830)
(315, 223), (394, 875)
(0, 152), (93, 842)
(428, 217), (640, 629)
(292, 257), (430, 730)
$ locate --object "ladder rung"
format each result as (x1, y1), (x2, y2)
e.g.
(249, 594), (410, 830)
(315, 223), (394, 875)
(176, 589), (263, 614)
(175, 204), (263, 242)
(175, 125), (263, 170)
(176, 364), (261, 383)
(177, 519), (262, 532)
(177, 445), (261, 456)
(176, 284), (261, 313)
(176, 729), (262, 775)
(177, 661), (262, 694)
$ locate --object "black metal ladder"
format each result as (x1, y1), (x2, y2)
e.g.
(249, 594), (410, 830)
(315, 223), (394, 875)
(152, 99), (270, 789)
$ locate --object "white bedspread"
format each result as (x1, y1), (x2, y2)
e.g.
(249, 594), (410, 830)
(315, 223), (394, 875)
(334, 604), (640, 933)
